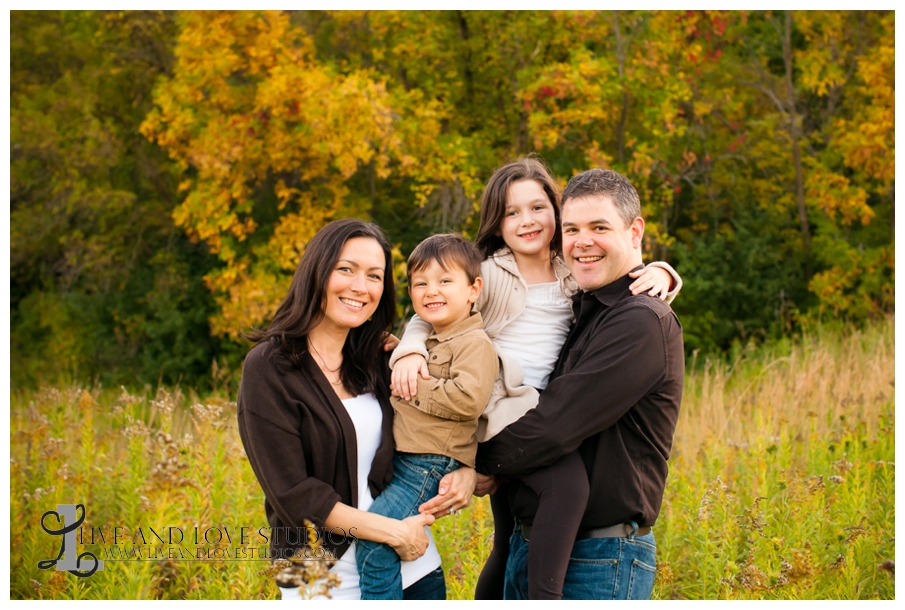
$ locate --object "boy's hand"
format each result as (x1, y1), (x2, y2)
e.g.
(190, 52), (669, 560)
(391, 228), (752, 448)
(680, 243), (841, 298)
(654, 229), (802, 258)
(629, 265), (673, 300)
(419, 467), (476, 517)
(390, 353), (430, 400)
(381, 332), (400, 352)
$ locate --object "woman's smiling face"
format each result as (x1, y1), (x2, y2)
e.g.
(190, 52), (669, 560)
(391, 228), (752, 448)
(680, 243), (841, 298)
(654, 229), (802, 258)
(320, 237), (386, 334)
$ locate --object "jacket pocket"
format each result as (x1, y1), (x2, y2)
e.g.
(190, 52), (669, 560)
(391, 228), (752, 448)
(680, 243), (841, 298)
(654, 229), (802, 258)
(426, 347), (453, 379)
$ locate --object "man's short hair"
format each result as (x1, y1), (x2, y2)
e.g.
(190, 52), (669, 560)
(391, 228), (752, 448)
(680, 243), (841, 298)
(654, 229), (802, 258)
(561, 168), (641, 228)
(407, 233), (482, 284)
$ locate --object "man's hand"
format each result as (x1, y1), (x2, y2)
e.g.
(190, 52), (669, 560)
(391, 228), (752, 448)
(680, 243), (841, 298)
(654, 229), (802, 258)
(419, 467), (477, 517)
(628, 266), (673, 300)
(390, 353), (430, 400)
(473, 473), (500, 497)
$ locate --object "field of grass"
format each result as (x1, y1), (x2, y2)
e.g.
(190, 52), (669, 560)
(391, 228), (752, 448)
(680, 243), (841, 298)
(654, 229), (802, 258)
(10, 317), (895, 599)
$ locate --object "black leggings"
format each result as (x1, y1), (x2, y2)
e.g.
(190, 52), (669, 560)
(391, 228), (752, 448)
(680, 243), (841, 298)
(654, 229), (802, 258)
(474, 451), (589, 600)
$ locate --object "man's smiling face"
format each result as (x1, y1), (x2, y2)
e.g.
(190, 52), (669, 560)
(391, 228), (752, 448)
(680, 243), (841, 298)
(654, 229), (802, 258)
(562, 194), (644, 291)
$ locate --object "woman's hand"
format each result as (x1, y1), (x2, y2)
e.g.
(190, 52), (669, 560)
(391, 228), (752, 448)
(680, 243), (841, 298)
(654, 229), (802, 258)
(419, 467), (477, 518)
(387, 513), (435, 561)
(390, 353), (430, 400)
(382, 332), (400, 352)
(629, 265), (674, 300)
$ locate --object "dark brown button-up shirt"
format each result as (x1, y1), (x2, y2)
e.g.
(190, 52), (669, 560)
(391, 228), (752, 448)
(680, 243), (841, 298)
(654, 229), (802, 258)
(476, 267), (684, 529)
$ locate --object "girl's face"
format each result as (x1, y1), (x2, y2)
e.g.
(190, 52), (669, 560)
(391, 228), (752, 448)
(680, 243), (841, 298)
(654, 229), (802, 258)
(320, 237), (385, 335)
(498, 180), (557, 259)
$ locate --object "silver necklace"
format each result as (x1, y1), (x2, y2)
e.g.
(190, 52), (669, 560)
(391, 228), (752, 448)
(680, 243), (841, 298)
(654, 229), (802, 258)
(308, 341), (342, 374)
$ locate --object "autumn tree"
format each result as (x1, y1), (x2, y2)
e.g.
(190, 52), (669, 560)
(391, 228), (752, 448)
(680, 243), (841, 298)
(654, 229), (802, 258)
(10, 10), (224, 386)
(10, 10), (894, 385)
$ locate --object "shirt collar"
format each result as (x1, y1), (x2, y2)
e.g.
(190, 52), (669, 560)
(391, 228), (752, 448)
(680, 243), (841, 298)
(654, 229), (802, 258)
(582, 264), (646, 307)
(430, 312), (486, 342)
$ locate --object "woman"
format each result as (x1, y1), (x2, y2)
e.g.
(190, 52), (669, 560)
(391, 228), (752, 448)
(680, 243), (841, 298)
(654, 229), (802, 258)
(237, 219), (476, 600)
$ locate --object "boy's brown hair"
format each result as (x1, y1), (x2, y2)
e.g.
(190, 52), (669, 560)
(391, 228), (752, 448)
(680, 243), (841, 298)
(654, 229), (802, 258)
(407, 233), (482, 284)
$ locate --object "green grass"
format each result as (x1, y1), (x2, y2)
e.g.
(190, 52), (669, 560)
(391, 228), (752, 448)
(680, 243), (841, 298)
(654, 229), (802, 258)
(10, 317), (894, 599)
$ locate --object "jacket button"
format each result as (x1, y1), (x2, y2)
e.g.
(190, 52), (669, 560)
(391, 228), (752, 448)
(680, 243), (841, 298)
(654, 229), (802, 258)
(431, 354), (437, 360)
(415, 400), (420, 406)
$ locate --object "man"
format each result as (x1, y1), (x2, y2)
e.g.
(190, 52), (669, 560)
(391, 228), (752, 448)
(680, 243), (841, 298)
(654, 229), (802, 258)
(475, 168), (684, 600)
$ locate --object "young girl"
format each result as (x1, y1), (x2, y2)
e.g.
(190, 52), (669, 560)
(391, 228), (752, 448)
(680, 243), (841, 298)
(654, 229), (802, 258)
(390, 157), (682, 599)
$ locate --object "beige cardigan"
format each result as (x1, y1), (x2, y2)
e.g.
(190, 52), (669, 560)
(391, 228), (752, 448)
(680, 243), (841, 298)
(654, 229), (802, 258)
(391, 247), (683, 441)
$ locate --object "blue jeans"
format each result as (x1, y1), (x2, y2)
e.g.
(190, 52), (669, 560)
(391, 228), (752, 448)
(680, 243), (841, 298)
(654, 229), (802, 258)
(356, 453), (459, 600)
(503, 522), (657, 600)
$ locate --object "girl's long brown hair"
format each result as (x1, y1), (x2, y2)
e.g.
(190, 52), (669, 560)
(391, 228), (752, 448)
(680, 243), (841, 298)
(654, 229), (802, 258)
(474, 155), (562, 260)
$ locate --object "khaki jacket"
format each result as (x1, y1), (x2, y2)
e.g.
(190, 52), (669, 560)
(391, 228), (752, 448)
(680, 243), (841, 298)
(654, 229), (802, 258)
(391, 313), (499, 467)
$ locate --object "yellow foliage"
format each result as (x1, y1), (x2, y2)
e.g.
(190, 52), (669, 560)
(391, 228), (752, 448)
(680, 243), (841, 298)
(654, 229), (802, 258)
(805, 165), (873, 226)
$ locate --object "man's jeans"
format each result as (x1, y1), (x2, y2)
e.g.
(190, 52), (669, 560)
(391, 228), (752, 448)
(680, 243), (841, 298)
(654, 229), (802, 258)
(356, 453), (459, 600)
(503, 522), (656, 600)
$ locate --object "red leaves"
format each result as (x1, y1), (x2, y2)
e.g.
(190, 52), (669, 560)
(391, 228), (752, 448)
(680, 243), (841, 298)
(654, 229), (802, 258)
(712, 15), (727, 36)
(537, 85), (558, 101)
(727, 133), (746, 152)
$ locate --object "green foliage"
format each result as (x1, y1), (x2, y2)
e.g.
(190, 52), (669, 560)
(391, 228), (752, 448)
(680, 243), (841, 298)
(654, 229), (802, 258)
(10, 11), (228, 389)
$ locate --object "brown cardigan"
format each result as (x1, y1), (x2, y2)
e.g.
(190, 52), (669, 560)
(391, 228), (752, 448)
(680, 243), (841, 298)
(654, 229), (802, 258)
(237, 338), (395, 561)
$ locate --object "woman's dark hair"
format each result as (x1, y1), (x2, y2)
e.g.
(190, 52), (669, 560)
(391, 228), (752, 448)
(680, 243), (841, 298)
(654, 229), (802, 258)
(246, 219), (396, 396)
(474, 155), (562, 260)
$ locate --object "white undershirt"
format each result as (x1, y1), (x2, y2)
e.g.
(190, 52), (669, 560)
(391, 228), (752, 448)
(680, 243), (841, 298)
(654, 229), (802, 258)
(282, 393), (440, 600)
(492, 281), (572, 390)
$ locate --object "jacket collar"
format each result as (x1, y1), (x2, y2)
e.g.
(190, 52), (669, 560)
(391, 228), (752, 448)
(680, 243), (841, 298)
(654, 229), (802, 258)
(491, 246), (573, 282)
(430, 312), (486, 342)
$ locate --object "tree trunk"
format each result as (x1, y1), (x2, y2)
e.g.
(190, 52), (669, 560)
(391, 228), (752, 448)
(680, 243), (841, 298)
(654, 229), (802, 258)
(613, 11), (629, 165)
(783, 11), (811, 259)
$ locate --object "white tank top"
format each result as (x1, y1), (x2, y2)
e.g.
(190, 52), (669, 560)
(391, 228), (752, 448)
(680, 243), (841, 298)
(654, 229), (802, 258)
(321, 393), (441, 600)
(492, 281), (572, 390)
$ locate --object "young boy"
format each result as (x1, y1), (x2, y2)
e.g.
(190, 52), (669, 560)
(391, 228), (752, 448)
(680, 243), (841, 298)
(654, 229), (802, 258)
(355, 233), (500, 599)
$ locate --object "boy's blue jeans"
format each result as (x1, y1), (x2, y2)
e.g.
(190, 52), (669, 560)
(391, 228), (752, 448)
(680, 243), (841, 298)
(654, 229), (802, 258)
(356, 452), (460, 600)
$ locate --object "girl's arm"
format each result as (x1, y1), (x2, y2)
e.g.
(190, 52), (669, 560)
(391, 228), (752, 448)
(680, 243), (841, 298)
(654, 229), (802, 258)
(389, 314), (432, 400)
(628, 261), (683, 304)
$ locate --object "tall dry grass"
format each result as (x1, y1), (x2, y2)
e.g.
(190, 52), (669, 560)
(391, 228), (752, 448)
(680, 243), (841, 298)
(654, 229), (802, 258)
(9, 317), (894, 599)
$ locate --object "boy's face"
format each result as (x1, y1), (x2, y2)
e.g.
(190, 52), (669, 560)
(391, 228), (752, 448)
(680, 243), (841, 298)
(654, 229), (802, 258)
(408, 260), (482, 335)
